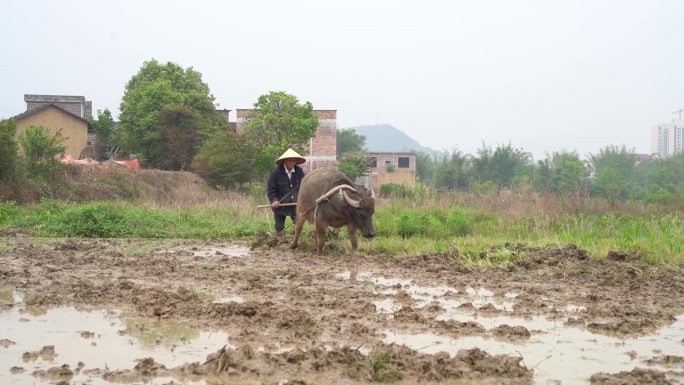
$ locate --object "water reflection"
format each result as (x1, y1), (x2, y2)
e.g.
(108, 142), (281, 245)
(0, 306), (229, 385)
(337, 270), (684, 385)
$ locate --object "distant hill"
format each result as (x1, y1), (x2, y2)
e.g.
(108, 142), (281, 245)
(354, 124), (437, 155)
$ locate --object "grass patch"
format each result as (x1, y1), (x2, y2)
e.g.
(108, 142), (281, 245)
(358, 350), (403, 383)
(1, 195), (683, 266)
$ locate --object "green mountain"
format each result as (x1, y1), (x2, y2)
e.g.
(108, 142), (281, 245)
(354, 124), (437, 155)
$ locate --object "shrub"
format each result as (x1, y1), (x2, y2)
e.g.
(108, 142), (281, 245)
(447, 210), (471, 236)
(0, 119), (18, 182)
(49, 204), (130, 237)
(380, 183), (414, 198)
(17, 126), (66, 180)
(397, 212), (441, 238)
(0, 201), (21, 225)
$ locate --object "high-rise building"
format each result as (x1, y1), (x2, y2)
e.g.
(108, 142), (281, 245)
(651, 119), (684, 158)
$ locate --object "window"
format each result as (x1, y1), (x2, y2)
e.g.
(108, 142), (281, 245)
(398, 156), (410, 168)
(371, 157), (377, 168)
(385, 160), (391, 165)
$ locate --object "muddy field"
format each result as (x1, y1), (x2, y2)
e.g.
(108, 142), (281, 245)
(1, 236), (683, 385)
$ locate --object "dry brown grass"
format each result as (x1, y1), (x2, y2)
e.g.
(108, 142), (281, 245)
(0, 164), (246, 206)
(388, 188), (675, 220)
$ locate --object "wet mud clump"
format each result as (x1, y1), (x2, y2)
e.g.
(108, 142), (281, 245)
(174, 344), (532, 384)
(32, 364), (73, 382)
(492, 324), (531, 340)
(432, 320), (486, 337)
(590, 367), (674, 385)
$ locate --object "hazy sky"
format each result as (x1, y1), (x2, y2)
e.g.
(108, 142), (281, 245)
(2, 0), (683, 160)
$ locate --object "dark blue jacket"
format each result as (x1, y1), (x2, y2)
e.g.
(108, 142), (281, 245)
(267, 165), (305, 216)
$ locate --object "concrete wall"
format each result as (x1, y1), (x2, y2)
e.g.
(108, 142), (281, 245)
(215, 109), (231, 123)
(15, 106), (88, 158)
(370, 172), (416, 188)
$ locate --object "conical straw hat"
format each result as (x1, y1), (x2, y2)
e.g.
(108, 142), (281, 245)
(276, 148), (306, 165)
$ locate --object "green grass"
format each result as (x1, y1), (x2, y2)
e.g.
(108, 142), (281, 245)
(358, 350), (403, 383)
(1, 197), (683, 266)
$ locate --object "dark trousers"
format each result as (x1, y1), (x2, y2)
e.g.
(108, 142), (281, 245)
(274, 213), (296, 232)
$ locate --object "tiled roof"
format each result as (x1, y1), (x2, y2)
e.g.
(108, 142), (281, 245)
(13, 104), (93, 130)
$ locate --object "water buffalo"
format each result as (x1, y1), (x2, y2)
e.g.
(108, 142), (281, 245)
(291, 169), (376, 253)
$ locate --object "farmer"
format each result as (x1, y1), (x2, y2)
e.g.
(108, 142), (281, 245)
(267, 148), (306, 235)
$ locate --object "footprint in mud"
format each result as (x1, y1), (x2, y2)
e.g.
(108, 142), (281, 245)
(1, 338), (16, 348)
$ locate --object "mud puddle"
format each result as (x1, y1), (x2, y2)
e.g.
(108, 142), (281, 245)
(340, 271), (684, 385)
(175, 244), (251, 258)
(0, 304), (229, 385)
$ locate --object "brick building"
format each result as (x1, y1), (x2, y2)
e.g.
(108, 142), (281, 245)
(367, 152), (416, 188)
(24, 94), (95, 145)
(13, 104), (92, 159)
(25, 94), (92, 120)
(235, 109), (337, 172)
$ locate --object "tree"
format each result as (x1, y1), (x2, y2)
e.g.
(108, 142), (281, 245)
(0, 119), (18, 182)
(193, 130), (253, 188)
(594, 167), (623, 206)
(415, 152), (435, 185)
(434, 150), (469, 190)
(158, 106), (199, 171)
(541, 151), (587, 196)
(118, 59), (227, 167)
(18, 126), (66, 179)
(92, 109), (117, 160)
(637, 153), (684, 203)
(535, 159), (554, 194)
(337, 128), (366, 156)
(588, 145), (637, 199)
(472, 142), (530, 188)
(242, 91), (319, 177)
(338, 150), (374, 180)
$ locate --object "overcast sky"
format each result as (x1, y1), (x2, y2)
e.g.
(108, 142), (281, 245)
(2, 0), (683, 160)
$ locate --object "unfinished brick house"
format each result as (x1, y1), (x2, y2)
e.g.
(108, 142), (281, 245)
(235, 109), (337, 172)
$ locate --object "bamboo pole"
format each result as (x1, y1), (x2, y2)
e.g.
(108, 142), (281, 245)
(257, 203), (298, 208)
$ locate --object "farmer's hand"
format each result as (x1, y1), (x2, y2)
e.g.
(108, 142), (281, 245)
(271, 200), (280, 208)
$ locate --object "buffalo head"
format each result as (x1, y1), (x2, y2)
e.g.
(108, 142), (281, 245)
(341, 185), (376, 238)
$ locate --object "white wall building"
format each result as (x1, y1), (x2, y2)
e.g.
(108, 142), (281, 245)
(651, 119), (684, 158)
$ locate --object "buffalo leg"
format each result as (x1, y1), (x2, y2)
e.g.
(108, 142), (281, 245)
(348, 224), (358, 252)
(315, 221), (327, 253)
(290, 216), (306, 249)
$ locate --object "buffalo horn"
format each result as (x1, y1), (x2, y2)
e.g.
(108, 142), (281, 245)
(342, 190), (361, 208)
(316, 184), (357, 205)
